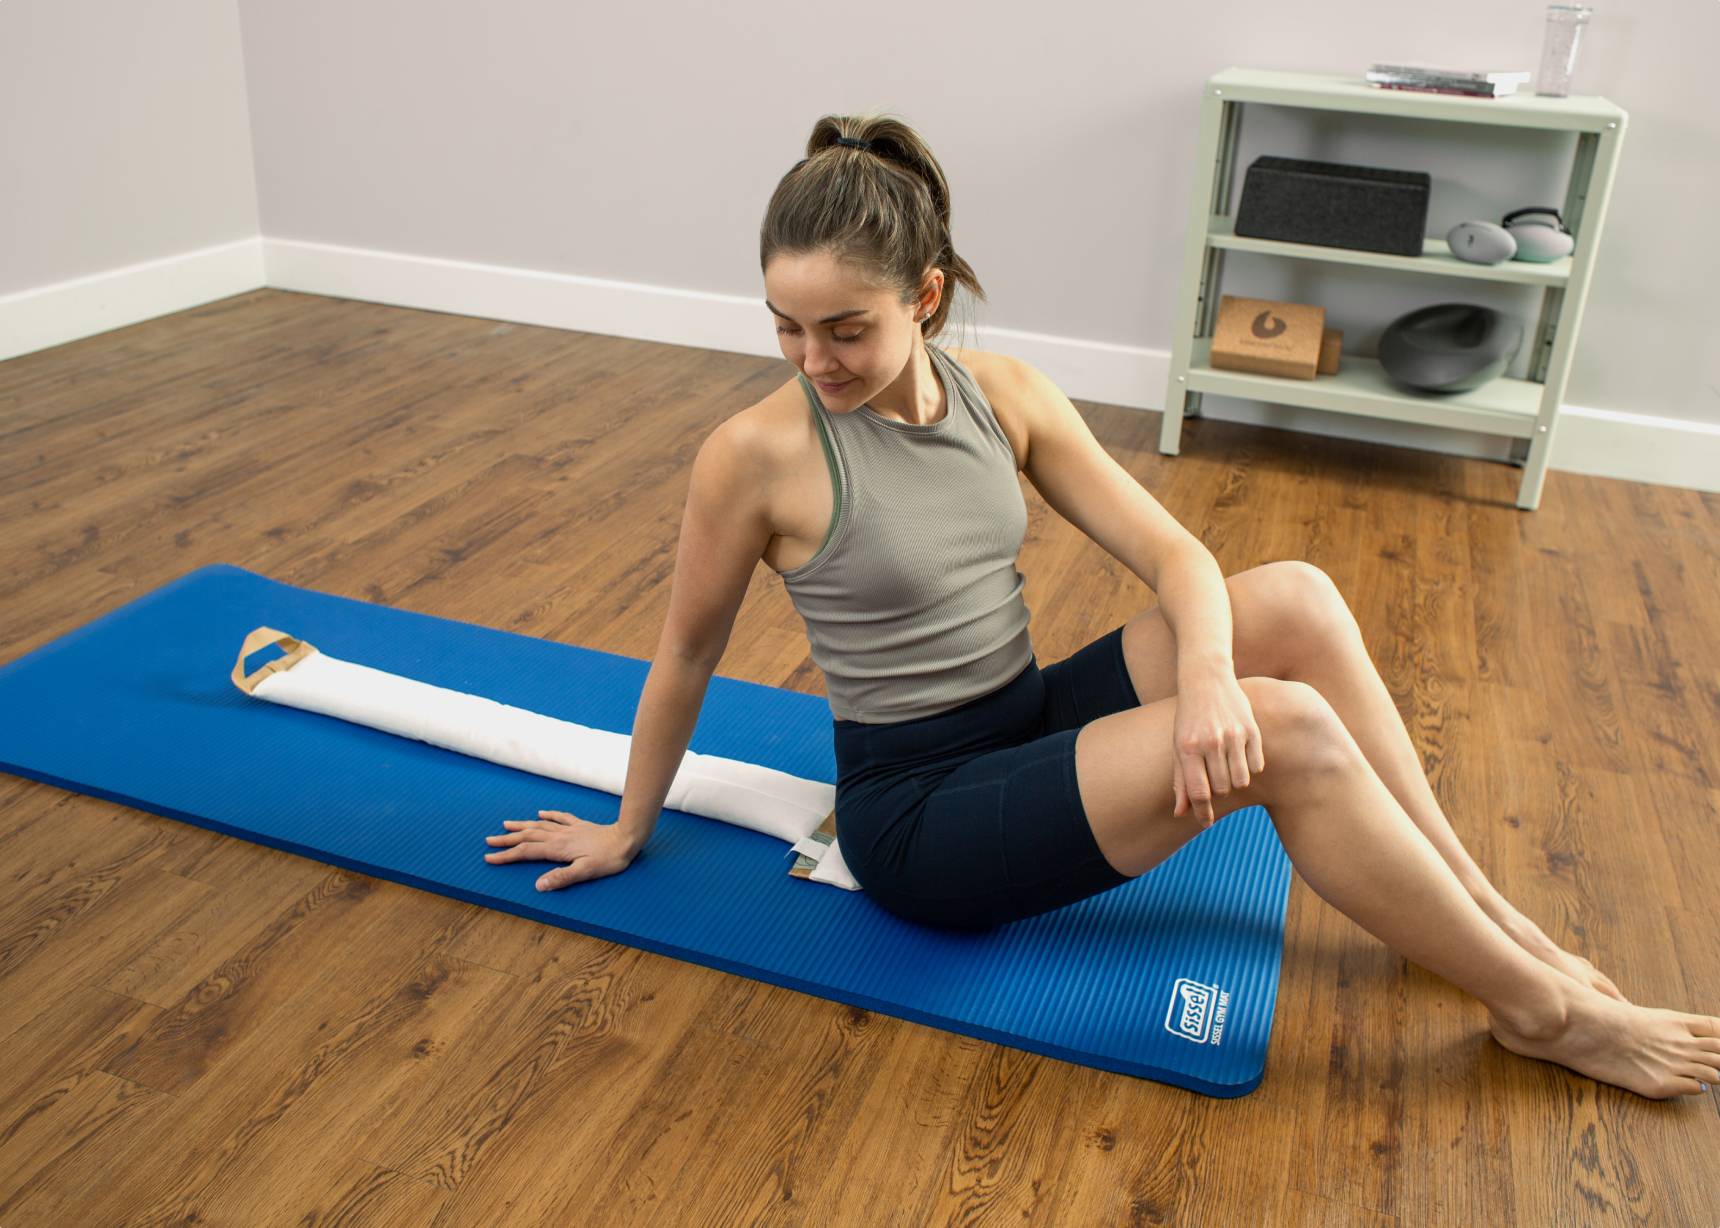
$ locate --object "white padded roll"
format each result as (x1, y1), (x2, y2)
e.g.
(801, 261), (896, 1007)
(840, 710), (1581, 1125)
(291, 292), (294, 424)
(238, 635), (859, 891)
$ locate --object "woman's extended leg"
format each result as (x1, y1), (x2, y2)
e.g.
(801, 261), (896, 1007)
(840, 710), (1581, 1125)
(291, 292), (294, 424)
(1113, 560), (1627, 1001)
(1258, 565), (1627, 998)
(1072, 677), (1720, 1099)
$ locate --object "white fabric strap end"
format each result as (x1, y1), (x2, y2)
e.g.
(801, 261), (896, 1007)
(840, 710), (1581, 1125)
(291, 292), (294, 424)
(809, 839), (861, 890)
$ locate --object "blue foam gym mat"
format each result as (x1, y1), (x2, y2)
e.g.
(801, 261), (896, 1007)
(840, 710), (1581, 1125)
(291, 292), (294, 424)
(0, 563), (1292, 1096)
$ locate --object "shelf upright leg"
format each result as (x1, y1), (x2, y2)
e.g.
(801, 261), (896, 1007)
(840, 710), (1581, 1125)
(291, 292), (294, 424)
(1189, 98), (1245, 421)
(1162, 88), (1242, 455)
(1516, 121), (1626, 509)
(1513, 129), (1595, 470)
(1510, 283), (1567, 467)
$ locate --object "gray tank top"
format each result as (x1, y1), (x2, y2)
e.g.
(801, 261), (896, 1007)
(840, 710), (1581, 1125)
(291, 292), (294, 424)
(780, 343), (1033, 723)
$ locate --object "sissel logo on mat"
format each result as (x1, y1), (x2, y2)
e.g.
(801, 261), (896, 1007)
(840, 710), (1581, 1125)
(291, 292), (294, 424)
(1165, 977), (1230, 1045)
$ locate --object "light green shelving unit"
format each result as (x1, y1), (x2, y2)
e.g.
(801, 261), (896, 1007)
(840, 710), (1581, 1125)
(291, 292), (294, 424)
(1161, 66), (1629, 510)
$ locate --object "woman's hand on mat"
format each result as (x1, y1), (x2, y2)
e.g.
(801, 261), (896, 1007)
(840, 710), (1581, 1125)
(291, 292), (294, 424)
(1171, 673), (1266, 828)
(484, 810), (638, 891)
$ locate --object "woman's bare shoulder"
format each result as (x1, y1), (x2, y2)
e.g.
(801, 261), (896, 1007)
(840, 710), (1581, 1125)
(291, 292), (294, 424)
(704, 380), (805, 494)
(944, 345), (1005, 381)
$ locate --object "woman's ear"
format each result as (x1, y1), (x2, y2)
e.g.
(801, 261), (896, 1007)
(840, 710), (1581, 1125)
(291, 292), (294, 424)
(919, 271), (943, 320)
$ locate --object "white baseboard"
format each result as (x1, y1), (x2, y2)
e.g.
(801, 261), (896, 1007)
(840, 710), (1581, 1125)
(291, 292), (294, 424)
(6, 234), (1716, 495)
(0, 238), (265, 363)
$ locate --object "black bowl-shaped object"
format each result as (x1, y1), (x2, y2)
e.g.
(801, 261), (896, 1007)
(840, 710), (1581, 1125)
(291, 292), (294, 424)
(1378, 303), (1523, 393)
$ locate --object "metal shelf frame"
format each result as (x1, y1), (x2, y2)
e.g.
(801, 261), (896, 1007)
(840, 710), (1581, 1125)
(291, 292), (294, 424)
(1160, 67), (1629, 509)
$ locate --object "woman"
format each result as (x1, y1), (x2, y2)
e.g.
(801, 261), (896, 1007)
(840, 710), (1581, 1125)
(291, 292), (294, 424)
(485, 113), (1719, 1100)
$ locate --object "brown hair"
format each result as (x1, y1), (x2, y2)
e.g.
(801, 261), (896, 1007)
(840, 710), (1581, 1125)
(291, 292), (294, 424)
(759, 111), (987, 347)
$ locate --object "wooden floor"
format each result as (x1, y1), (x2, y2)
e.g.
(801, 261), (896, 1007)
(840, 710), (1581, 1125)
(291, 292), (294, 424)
(1, 288), (1716, 1226)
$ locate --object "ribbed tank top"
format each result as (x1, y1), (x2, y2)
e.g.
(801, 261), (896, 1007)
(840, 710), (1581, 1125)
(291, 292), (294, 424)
(779, 343), (1033, 724)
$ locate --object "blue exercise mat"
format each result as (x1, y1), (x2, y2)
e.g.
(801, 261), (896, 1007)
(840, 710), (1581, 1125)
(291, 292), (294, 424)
(0, 563), (1292, 1096)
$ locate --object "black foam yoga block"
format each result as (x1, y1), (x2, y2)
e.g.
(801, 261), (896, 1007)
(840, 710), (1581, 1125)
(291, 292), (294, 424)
(1233, 156), (1431, 257)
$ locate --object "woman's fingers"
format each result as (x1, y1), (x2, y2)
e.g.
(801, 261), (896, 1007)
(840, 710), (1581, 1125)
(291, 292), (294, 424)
(1180, 751), (1215, 825)
(484, 842), (549, 863)
(1175, 723), (1263, 828)
(1204, 733), (1257, 813)
(485, 812), (580, 865)
(1227, 738), (1251, 791)
(486, 829), (548, 846)
(1205, 749), (1234, 797)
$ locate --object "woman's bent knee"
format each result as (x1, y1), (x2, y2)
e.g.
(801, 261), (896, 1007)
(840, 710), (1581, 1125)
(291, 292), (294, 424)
(1071, 678), (1352, 879)
(1237, 676), (1355, 784)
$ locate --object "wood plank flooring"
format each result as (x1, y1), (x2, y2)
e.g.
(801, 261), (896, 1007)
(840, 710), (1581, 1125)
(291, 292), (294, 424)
(1, 288), (1715, 1226)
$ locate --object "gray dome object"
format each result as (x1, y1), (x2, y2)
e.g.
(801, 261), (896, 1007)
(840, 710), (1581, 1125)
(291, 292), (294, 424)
(1378, 303), (1523, 393)
(1446, 220), (1517, 265)
(1502, 207), (1576, 263)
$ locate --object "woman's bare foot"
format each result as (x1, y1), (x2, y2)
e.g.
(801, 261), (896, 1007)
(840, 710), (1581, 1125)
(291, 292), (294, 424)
(1475, 893), (1630, 1003)
(1488, 981), (1720, 1099)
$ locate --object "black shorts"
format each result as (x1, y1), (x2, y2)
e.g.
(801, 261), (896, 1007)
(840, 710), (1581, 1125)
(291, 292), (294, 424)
(833, 623), (1141, 930)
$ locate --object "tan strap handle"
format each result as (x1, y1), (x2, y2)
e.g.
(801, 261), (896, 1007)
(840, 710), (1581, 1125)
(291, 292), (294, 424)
(231, 626), (318, 695)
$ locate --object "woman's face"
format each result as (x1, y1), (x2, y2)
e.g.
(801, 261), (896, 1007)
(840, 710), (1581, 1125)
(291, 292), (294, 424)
(763, 250), (939, 409)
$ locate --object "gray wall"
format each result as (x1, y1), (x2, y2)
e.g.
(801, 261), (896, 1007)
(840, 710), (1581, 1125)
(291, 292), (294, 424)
(0, 0), (258, 291)
(4, 0), (1714, 431)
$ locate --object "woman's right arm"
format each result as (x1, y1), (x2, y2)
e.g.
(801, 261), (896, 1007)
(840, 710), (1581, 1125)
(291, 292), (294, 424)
(612, 655), (717, 854)
(613, 416), (775, 854)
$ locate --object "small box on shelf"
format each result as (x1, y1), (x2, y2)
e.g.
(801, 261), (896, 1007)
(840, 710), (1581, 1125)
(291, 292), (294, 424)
(1211, 295), (1341, 381)
(1318, 327), (1343, 375)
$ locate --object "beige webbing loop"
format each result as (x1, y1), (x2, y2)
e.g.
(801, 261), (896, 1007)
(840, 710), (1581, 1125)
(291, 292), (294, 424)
(230, 626), (318, 695)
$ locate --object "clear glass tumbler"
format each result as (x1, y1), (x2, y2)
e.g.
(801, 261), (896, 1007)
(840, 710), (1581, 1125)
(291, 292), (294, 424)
(1535, 4), (1593, 97)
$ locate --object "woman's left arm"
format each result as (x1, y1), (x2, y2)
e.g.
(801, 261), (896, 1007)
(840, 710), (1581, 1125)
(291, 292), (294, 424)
(1153, 546), (1265, 827)
(997, 355), (1265, 825)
